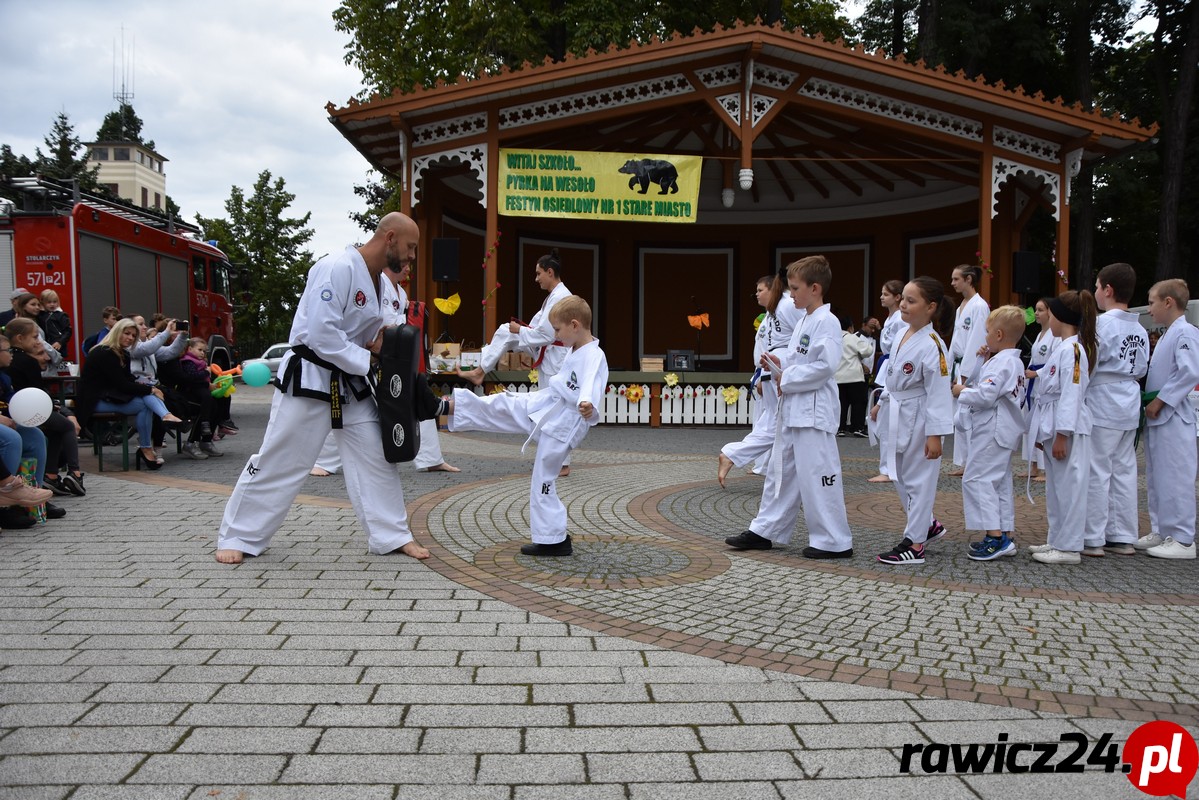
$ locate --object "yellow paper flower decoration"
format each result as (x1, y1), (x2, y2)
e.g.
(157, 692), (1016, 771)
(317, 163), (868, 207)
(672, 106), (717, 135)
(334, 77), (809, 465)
(722, 386), (741, 406)
(663, 373), (679, 388)
(489, 385), (506, 395)
(626, 385), (645, 403)
(528, 369), (539, 384)
(433, 293), (461, 315)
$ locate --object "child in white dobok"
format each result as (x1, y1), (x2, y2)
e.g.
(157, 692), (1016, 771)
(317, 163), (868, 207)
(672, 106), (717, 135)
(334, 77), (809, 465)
(1137, 279), (1199, 560)
(948, 264), (990, 474)
(872, 276), (954, 566)
(718, 269), (804, 486)
(1086, 263), (1148, 555)
(724, 255), (853, 559)
(954, 307), (1027, 561)
(1020, 299), (1057, 483)
(446, 296), (608, 557)
(1027, 290), (1097, 565)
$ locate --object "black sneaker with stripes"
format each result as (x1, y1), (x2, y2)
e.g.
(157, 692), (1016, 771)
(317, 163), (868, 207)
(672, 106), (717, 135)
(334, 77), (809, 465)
(876, 537), (925, 565)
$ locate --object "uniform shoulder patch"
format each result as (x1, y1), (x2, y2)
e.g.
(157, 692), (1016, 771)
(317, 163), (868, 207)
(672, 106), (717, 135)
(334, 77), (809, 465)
(320, 288), (333, 302)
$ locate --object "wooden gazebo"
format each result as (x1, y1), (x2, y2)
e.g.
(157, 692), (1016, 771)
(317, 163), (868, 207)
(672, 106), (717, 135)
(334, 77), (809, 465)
(327, 20), (1155, 371)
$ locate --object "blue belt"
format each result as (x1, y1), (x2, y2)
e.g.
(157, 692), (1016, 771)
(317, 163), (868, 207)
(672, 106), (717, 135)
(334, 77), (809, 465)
(1023, 362), (1044, 408)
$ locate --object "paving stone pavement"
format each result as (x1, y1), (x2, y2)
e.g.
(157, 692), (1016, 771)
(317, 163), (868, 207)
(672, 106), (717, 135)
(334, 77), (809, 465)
(0, 384), (1195, 799)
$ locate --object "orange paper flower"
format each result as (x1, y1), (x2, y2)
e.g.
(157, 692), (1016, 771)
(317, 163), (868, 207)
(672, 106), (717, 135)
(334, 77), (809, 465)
(688, 313), (710, 331)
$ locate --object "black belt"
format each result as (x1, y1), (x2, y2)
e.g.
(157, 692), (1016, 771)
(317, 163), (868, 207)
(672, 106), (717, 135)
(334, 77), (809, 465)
(281, 344), (372, 429)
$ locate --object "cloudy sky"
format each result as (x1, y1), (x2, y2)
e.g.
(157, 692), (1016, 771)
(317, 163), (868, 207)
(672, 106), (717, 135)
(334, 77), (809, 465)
(1, 0), (373, 261)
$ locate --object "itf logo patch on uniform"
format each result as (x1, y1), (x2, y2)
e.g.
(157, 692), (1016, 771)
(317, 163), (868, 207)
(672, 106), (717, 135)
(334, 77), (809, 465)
(798, 333), (811, 354)
(354, 290), (367, 307)
(566, 371), (579, 391)
(320, 288), (333, 302)
(963, 316), (973, 329)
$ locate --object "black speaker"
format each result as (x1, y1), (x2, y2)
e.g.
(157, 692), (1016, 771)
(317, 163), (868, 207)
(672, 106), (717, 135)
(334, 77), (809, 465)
(1012, 250), (1039, 295)
(431, 238), (460, 282)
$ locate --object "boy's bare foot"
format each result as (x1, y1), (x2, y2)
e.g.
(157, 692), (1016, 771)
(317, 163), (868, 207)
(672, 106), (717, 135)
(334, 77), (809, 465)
(421, 463), (460, 473)
(457, 367), (484, 386)
(717, 453), (733, 488)
(559, 466), (571, 477)
(389, 541), (431, 560)
(947, 468), (964, 477)
(309, 467), (332, 477)
(867, 474), (892, 483)
(215, 549), (246, 564)
(1033, 475), (1046, 482)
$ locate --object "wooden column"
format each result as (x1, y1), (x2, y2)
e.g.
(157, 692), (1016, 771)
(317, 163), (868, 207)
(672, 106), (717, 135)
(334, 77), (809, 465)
(976, 124), (995, 301)
(483, 113), (500, 337)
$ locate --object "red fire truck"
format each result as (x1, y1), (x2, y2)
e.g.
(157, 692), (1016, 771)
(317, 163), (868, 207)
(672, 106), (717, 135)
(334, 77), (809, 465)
(0, 177), (238, 367)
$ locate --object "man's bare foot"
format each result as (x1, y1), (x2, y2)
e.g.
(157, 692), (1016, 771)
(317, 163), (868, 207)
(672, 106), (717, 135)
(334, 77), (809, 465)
(559, 466), (571, 477)
(422, 463), (460, 473)
(1033, 475), (1046, 482)
(947, 468), (964, 477)
(717, 453), (733, 488)
(215, 549), (246, 564)
(392, 541), (431, 560)
(867, 474), (893, 483)
(457, 367), (484, 386)
(309, 466), (332, 477)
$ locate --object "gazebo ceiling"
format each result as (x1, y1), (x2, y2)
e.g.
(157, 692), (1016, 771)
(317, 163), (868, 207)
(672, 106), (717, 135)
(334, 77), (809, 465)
(327, 20), (1156, 219)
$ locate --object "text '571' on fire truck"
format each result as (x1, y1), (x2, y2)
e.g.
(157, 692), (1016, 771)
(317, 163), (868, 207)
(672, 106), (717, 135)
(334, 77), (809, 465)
(0, 176), (239, 368)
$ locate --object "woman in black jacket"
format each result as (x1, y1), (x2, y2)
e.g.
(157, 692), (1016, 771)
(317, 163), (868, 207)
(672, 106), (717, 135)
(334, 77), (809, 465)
(77, 319), (183, 470)
(4, 318), (85, 495)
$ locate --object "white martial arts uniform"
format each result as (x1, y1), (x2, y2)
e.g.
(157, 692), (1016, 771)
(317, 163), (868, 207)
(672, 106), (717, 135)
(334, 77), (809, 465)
(870, 309), (906, 475)
(950, 292), (990, 467)
(1021, 329), (1059, 468)
(479, 281), (572, 377)
(1084, 309), (1148, 547)
(957, 349), (1024, 533)
(449, 339), (608, 544)
(749, 304), (852, 553)
(875, 324), (954, 543)
(312, 281), (449, 473)
(720, 296), (805, 473)
(1144, 316), (1199, 546)
(1029, 335), (1092, 552)
(218, 246), (416, 556)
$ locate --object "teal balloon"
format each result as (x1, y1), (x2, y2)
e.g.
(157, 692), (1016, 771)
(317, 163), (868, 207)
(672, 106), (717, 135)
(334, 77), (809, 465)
(242, 361), (272, 387)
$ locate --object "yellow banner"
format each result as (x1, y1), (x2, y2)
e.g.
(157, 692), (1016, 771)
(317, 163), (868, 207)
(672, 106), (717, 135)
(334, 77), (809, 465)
(499, 148), (701, 223)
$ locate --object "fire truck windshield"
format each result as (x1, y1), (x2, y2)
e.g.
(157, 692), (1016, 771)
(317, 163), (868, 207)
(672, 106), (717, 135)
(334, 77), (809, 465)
(213, 262), (232, 300)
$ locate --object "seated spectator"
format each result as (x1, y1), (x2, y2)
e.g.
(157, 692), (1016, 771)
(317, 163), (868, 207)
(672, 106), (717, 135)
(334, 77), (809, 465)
(3, 320), (85, 496)
(174, 338), (223, 459)
(0, 288), (29, 328)
(11, 293), (62, 368)
(0, 432), (54, 527)
(81, 306), (121, 357)
(37, 290), (73, 359)
(0, 345), (60, 526)
(127, 315), (187, 463)
(76, 319), (184, 471)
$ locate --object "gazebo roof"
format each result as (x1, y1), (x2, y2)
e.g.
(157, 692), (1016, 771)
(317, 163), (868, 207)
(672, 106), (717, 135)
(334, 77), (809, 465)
(327, 19), (1156, 220)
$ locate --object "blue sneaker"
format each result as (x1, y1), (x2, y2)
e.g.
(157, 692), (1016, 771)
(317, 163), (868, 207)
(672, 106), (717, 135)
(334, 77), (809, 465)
(968, 534), (1016, 561)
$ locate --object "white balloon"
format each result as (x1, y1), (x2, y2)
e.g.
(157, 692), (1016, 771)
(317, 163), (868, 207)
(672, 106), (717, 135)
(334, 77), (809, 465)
(9, 388), (53, 427)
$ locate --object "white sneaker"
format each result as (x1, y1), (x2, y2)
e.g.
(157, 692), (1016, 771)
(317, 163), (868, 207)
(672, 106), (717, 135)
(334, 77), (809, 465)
(1146, 537), (1196, 560)
(1026, 543), (1054, 554)
(1031, 548), (1081, 565)
(181, 442), (208, 460)
(1081, 546), (1105, 558)
(1134, 533), (1164, 551)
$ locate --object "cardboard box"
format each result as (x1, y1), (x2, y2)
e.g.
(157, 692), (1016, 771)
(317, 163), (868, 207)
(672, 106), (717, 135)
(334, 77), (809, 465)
(459, 351), (482, 370)
(640, 357), (664, 372)
(501, 352), (534, 370)
(430, 342), (461, 373)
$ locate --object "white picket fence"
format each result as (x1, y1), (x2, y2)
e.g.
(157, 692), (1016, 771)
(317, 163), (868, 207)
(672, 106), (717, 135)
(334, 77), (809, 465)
(428, 380), (757, 426)
(657, 384), (756, 425)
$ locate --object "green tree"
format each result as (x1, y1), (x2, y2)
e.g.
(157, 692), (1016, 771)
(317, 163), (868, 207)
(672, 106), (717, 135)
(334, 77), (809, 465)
(0, 144), (35, 203)
(94, 102), (156, 150)
(333, 0), (853, 97)
(196, 171), (314, 350)
(33, 111), (102, 192)
(349, 171), (402, 234)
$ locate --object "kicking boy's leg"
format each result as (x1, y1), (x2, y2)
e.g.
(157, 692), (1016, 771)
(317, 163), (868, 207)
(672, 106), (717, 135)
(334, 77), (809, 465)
(447, 388), (532, 436)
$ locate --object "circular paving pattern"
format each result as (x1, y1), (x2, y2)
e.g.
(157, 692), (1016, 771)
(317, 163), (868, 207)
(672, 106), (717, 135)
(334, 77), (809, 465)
(474, 534), (728, 590)
(659, 479), (1190, 597)
(406, 452), (1199, 720)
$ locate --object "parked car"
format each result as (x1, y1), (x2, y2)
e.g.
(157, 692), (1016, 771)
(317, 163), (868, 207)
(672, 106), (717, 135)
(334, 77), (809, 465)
(241, 343), (291, 378)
